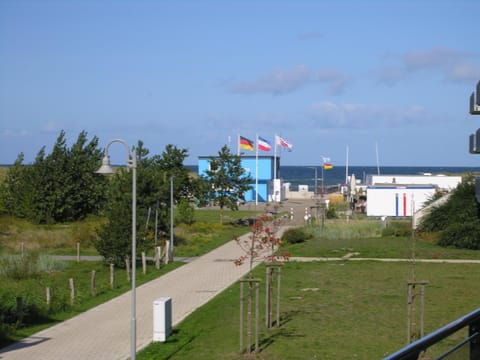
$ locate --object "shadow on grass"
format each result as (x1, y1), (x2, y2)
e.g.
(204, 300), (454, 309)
(140, 329), (197, 359)
(257, 310), (305, 353)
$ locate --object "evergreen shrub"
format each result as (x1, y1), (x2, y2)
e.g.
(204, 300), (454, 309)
(282, 228), (312, 244)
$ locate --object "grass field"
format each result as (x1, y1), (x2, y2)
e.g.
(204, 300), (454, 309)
(0, 207), (262, 347)
(138, 260), (480, 359)
(136, 220), (480, 359)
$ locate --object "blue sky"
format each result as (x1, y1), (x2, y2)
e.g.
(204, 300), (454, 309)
(1, 0), (479, 167)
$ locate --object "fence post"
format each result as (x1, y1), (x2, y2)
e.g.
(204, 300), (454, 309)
(110, 263), (115, 289)
(69, 278), (75, 305)
(164, 241), (170, 264)
(155, 246), (161, 269)
(46, 287), (51, 306)
(91, 270), (96, 296)
(76, 242), (80, 262)
(125, 256), (131, 282)
(142, 251), (147, 274)
(16, 297), (24, 322)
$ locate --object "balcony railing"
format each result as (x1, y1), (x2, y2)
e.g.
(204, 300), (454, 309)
(384, 308), (480, 360)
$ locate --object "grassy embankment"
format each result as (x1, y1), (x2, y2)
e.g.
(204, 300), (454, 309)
(137, 218), (480, 359)
(0, 207), (262, 348)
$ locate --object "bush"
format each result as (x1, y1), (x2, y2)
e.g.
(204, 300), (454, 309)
(438, 222), (480, 250)
(282, 228), (312, 244)
(175, 199), (195, 225)
(382, 220), (412, 237)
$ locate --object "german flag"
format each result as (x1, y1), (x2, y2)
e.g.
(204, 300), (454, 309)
(239, 136), (254, 151)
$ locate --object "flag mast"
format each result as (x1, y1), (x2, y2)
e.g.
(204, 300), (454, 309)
(255, 134), (259, 206)
(274, 134), (278, 180)
(345, 145), (349, 184)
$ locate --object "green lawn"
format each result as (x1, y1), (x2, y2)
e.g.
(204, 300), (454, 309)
(137, 220), (480, 359)
(138, 260), (480, 359)
(282, 219), (480, 260)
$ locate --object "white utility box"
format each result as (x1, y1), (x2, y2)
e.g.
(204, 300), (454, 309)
(153, 297), (172, 342)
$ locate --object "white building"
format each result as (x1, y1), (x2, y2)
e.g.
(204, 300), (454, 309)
(366, 185), (436, 217)
(368, 174), (462, 191)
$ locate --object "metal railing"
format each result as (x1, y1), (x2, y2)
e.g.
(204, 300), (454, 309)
(384, 308), (480, 360)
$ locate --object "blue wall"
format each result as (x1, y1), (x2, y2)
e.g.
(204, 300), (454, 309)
(198, 155), (278, 202)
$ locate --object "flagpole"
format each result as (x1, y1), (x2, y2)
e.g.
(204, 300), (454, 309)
(274, 134), (277, 180)
(237, 134), (240, 156)
(255, 134), (259, 206)
(345, 145), (349, 184)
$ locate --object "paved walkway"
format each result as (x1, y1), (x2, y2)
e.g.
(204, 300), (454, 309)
(0, 232), (274, 360)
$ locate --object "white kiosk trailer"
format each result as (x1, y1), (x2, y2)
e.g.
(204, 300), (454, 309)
(366, 184), (436, 217)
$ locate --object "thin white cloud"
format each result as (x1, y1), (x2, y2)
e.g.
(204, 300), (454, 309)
(307, 101), (429, 128)
(376, 47), (480, 85)
(227, 65), (350, 96)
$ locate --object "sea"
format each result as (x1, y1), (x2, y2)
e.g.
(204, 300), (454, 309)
(187, 165), (480, 191)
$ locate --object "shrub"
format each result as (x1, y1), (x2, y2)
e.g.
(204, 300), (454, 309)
(175, 198), (195, 225)
(381, 220), (412, 237)
(438, 222), (480, 250)
(282, 228), (312, 244)
(326, 205), (338, 219)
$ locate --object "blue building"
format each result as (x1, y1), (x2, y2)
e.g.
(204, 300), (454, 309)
(198, 155), (279, 202)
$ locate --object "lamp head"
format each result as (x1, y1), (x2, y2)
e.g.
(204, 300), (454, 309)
(96, 155), (115, 175)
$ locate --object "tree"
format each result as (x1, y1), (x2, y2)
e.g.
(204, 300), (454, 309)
(202, 145), (252, 211)
(2, 131), (106, 223)
(95, 142), (197, 266)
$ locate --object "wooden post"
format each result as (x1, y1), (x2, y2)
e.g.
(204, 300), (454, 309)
(110, 263), (115, 289)
(155, 246), (161, 269)
(46, 287), (51, 306)
(125, 256), (131, 282)
(69, 278), (75, 305)
(16, 297), (24, 321)
(239, 281), (244, 353)
(276, 266), (282, 327)
(91, 270), (96, 296)
(164, 241), (170, 264)
(255, 282), (260, 353)
(21, 241), (25, 258)
(239, 278), (260, 354)
(407, 280), (429, 343)
(142, 251), (147, 275)
(265, 267), (269, 328)
(265, 264), (282, 328)
(76, 242), (80, 262)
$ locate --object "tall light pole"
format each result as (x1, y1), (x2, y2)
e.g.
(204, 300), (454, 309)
(170, 175), (175, 261)
(96, 139), (137, 360)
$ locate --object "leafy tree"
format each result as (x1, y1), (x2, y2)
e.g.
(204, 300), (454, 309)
(95, 142), (197, 266)
(202, 145), (252, 211)
(3, 131), (107, 223)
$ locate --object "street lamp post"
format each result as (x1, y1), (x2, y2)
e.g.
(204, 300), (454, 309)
(96, 139), (137, 360)
(170, 175), (175, 262)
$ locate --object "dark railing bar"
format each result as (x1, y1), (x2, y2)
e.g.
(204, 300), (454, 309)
(436, 331), (479, 360)
(384, 308), (480, 360)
